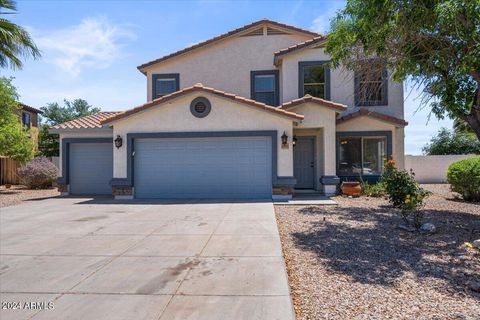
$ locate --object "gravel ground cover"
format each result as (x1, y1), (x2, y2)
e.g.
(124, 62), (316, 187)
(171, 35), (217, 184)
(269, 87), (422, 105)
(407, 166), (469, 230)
(275, 184), (480, 320)
(0, 185), (59, 208)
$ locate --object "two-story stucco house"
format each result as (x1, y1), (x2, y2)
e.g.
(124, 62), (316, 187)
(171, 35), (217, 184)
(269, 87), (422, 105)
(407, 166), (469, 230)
(50, 19), (407, 200)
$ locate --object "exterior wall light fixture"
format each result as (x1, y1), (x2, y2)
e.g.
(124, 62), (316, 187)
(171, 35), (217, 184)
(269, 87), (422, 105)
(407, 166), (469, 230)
(114, 135), (123, 149)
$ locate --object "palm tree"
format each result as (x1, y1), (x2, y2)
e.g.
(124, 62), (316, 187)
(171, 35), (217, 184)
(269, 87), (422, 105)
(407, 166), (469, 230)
(0, 0), (40, 69)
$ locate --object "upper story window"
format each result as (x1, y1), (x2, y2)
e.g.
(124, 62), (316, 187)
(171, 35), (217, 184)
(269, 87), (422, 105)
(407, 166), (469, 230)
(298, 61), (330, 100)
(22, 112), (30, 127)
(355, 61), (388, 106)
(152, 73), (180, 99)
(251, 70), (279, 106)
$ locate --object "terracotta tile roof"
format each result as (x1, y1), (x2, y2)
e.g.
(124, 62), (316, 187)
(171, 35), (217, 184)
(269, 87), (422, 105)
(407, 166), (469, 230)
(336, 109), (408, 127)
(137, 19), (320, 73)
(20, 103), (42, 114)
(280, 95), (347, 112)
(101, 83), (304, 125)
(274, 36), (327, 64)
(52, 112), (122, 130)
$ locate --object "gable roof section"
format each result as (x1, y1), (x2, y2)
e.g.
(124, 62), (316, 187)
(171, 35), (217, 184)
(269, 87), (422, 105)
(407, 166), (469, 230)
(137, 19), (320, 73)
(274, 36), (327, 65)
(51, 112), (122, 130)
(101, 83), (304, 125)
(20, 103), (43, 114)
(280, 95), (347, 112)
(336, 109), (408, 127)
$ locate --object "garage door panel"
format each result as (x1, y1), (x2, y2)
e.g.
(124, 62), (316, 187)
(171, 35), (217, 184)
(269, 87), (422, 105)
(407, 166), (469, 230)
(69, 143), (113, 195)
(134, 137), (272, 199)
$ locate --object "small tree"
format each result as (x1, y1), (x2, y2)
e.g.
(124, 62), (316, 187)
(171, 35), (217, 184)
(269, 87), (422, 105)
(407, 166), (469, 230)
(38, 99), (100, 157)
(327, 0), (480, 140)
(382, 160), (428, 229)
(37, 124), (59, 157)
(0, 77), (33, 162)
(422, 128), (480, 155)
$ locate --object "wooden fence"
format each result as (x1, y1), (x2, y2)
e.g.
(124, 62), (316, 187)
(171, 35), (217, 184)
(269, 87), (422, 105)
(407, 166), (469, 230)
(0, 157), (21, 185)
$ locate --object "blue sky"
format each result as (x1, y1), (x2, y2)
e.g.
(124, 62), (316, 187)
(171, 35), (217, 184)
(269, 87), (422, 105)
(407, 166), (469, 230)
(3, 0), (453, 154)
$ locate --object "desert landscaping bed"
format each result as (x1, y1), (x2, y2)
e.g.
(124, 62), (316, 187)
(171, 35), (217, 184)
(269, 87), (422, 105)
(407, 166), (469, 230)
(0, 185), (59, 208)
(275, 184), (479, 319)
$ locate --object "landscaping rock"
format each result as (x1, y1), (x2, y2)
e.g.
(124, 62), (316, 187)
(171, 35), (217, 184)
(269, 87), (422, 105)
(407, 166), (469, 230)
(467, 281), (480, 292)
(420, 223), (436, 233)
(473, 239), (480, 249)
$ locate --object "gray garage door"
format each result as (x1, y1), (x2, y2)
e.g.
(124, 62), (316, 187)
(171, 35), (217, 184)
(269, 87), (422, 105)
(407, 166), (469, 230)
(134, 137), (272, 199)
(69, 143), (113, 195)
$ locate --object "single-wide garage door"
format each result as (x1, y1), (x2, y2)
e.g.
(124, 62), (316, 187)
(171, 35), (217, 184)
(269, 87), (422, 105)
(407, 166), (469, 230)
(69, 143), (113, 195)
(134, 137), (272, 199)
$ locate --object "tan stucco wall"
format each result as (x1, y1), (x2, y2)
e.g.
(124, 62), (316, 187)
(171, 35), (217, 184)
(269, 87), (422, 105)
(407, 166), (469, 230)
(336, 117), (405, 169)
(144, 30), (310, 102)
(58, 131), (113, 177)
(290, 103), (337, 179)
(280, 47), (404, 119)
(111, 92), (294, 179)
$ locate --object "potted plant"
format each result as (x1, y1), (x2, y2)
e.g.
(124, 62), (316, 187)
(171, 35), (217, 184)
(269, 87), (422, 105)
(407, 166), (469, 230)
(341, 181), (361, 196)
(5, 183), (11, 189)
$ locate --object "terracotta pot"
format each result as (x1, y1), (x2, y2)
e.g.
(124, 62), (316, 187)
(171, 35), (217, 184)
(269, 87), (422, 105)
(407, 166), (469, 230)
(341, 181), (361, 197)
(5, 184), (11, 189)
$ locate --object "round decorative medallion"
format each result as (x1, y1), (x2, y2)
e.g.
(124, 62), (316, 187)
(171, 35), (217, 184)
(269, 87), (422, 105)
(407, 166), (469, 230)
(190, 97), (211, 118)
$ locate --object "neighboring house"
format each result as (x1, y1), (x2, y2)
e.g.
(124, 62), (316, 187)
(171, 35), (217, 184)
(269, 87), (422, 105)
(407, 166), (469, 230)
(0, 104), (42, 185)
(18, 103), (42, 151)
(50, 19), (407, 200)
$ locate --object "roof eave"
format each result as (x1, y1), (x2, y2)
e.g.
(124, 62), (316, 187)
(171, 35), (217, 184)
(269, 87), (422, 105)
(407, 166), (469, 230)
(101, 85), (304, 125)
(137, 19), (320, 73)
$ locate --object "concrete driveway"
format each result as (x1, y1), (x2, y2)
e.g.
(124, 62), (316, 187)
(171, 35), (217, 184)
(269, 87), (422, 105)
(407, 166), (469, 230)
(0, 197), (294, 320)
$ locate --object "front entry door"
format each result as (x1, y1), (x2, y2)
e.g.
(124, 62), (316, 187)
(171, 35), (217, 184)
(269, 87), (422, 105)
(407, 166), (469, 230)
(294, 137), (315, 189)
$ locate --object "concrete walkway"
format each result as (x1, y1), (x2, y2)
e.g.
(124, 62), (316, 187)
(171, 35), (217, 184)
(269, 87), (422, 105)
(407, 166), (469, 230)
(0, 198), (294, 320)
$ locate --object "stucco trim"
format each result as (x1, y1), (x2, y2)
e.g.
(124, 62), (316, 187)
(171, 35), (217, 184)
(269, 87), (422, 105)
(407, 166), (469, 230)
(101, 84), (304, 125)
(58, 138), (112, 185)
(335, 131), (392, 180)
(336, 109), (408, 127)
(274, 36), (327, 65)
(281, 94), (347, 112)
(110, 130), (296, 189)
(298, 61), (331, 100)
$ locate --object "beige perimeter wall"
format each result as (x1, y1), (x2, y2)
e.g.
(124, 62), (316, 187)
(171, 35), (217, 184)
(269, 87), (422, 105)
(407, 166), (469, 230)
(405, 154), (478, 183)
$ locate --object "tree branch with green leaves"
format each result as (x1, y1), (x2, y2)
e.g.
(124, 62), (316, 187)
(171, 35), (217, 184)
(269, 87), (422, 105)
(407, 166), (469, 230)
(326, 0), (480, 140)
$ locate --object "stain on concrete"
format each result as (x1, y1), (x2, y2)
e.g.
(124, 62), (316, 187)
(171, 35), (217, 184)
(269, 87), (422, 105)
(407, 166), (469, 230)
(73, 215), (108, 222)
(135, 259), (200, 294)
(200, 270), (212, 277)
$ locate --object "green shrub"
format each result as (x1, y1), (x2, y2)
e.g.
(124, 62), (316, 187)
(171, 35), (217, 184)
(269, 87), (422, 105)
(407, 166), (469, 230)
(361, 181), (386, 197)
(447, 157), (480, 202)
(382, 160), (428, 228)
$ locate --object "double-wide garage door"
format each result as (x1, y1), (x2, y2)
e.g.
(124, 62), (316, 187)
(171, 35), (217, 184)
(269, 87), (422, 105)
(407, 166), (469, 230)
(134, 137), (272, 199)
(69, 143), (113, 195)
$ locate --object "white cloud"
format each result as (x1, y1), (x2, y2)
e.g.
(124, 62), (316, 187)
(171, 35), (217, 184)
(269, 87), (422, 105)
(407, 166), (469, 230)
(34, 17), (136, 76)
(310, 2), (346, 34)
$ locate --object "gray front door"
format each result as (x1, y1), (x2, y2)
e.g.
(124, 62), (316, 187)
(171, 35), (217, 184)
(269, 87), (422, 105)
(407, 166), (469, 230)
(294, 137), (315, 189)
(69, 143), (113, 195)
(133, 137), (272, 199)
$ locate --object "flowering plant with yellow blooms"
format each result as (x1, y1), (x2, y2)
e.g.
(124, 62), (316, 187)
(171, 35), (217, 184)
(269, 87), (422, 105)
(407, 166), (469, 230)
(382, 159), (429, 229)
